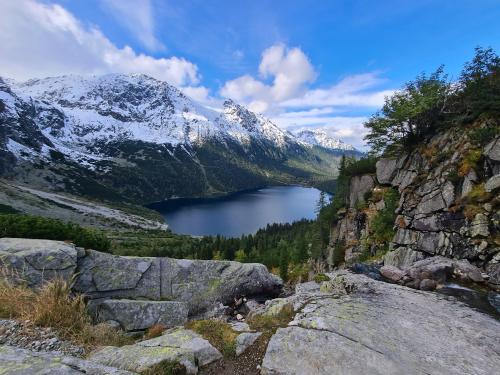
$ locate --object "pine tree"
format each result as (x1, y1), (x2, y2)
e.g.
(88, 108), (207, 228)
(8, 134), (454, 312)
(278, 240), (289, 282)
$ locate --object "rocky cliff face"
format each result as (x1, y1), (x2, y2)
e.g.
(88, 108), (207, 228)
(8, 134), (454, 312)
(327, 127), (500, 290)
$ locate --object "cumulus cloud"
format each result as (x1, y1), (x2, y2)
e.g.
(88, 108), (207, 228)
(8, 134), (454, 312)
(101, 0), (164, 51)
(219, 44), (395, 149)
(221, 43), (316, 113)
(0, 0), (199, 86)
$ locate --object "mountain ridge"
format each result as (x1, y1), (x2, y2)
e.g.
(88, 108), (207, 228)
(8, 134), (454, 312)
(0, 73), (359, 204)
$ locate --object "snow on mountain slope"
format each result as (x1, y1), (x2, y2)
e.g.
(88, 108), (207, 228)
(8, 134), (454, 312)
(11, 74), (292, 150)
(294, 128), (356, 151)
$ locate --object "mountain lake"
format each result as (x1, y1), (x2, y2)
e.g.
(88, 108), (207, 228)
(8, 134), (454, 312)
(149, 186), (329, 237)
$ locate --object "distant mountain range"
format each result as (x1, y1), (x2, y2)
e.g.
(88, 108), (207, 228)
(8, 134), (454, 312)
(294, 128), (356, 151)
(0, 74), (361, 204)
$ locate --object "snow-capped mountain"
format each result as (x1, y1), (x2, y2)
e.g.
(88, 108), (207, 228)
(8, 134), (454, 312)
(295, 128), (356, 151)
(0, 74), (353, 203)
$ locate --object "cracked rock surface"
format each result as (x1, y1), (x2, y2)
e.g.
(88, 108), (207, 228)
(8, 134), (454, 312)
(88, 327), (222, 374)
(261, 271), (500, 375)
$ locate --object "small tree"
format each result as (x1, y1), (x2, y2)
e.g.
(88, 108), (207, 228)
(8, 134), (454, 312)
(457, 46), (500, 119)
(364, 67), (450, 155)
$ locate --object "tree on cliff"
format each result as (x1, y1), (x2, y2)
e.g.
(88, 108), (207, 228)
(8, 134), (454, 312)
(364, 66), (450, 155)
(364, 47), (499, 155)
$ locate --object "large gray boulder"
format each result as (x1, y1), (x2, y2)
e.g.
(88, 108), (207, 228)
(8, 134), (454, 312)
(349, 175), (375, 208)
(0, 238), (77, 288)
(261, 271), (500, 375)
(0, 345), (133, 374)
(74, 251), (282, 315)
(382, 256), (484, 290)
(87, 299), (188, 331)
(383, 247), (426, 269)
(375, 158), (398, 185)
(485, 174), (500, 192)
(88, 327), (222, 374)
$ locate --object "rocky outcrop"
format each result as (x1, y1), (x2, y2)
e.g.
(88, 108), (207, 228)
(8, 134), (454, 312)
(74, 249), (282, 315)
(0, 345), (134, 375)
(87, 300), (188, 331)
(327, 130), (500, 289)
(349, 175), (375, 208)
(88, 327), (222, 374)
(261, 271), (500, 375)
(0, 238), (78, 288)
(0, 238), (282, 329)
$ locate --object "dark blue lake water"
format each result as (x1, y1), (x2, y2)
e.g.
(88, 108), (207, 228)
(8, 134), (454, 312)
(149, 186), (325, 237)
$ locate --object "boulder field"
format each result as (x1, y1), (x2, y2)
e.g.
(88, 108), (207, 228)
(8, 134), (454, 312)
(1, 238), (500, 374)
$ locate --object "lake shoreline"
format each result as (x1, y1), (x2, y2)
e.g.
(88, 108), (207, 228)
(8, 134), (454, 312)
(147, 186), (329, 237)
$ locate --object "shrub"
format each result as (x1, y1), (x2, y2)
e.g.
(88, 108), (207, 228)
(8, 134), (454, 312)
(313, 273), (331, 283)
(0, 214), (111, 252)
(144, 323), (167, 340)
(458, 149), (482, 176)
(331, 241), (346, 267)
(469, 124), (499, 145)
(370, 188), (399, 245)
(185, 320), (238, 357)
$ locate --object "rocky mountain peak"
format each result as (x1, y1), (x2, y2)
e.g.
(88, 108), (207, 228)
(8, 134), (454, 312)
(295, 128), (356, 151)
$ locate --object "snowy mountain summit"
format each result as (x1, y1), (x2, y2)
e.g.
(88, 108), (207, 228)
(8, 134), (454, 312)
(10, 74), (292, 149)
(295, 128), (356, 151)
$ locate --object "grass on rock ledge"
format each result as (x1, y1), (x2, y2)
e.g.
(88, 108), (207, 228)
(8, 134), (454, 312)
(0, 271), (132, 351)
(185, 320), (239, 357)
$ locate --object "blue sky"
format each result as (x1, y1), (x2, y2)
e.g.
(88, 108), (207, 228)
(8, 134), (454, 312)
(1, 0), (499, 149)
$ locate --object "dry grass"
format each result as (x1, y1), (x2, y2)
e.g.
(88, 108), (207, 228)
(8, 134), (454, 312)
(0, 272), (132, 349)
(458, 149), (482, 176)
(185, 319), (239, 357)
(144, 323), (167, 340)
(247, 304), (295, 333)
(141, 361), (187, 375)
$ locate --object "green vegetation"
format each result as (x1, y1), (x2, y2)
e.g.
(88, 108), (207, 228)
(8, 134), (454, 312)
(365, 47), (500, 155)
(369, 188), (399, 245)
(247, 303), (295, 333)
(0, 214), (111, 252)
(313, 273), (331, 283)
(185, 320), (239, 357)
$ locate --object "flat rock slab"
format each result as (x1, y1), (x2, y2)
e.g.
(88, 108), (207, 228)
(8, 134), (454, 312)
(88, 299), (188, 331)
(262, 271), (500, 375)
(0, 345), (133, 375)
(235, 332), (262, 356)
(88, 327), (222, 374)
(0, 238), (77, 287)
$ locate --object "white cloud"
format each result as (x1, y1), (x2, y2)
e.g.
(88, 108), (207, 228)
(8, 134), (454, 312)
(281, 73), (393, 108)
(221, 44), (316, 113)
(0, 0), (199, 86)
(273, 115), (370, 150)
(101, 0), (164, 51)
